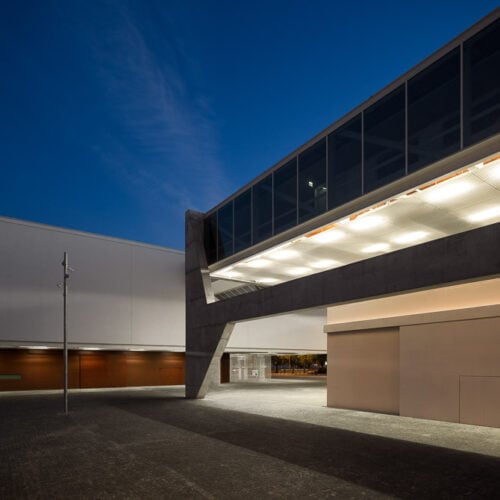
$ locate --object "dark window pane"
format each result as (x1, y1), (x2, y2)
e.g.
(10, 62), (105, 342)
(252, 175), (273, 243)
(328, 115), (362, 208)
(204, 213), (217, 265)
(234, 190), (252, 253)
(408, 48), (460, 172)
(298, 138), (326, 223)
(274, 158), (297, 234)
(464, 19), (500, 147)
(217, 202), (233, 259)
(364, 85), (405, 192)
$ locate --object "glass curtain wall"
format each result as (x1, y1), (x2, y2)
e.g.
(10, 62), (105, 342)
(363, 85), (405, 192)
(252, 175), (273, 243)
(298, 138), (327, 223)
(408, 48), (461, 172)
(328, 114), (362, 208)
(205, 19), (500, 264)
(204, 213), (217, 265)
(217, 202), (233, 259)
(274, 158), (297, 234)
(234, 190), (252, 253)
(463, 18), (500, 147)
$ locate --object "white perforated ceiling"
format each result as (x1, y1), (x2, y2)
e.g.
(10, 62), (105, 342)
(211, 155), (500, 288)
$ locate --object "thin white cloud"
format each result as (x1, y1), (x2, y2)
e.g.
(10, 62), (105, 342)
(68, 1), (233, 216)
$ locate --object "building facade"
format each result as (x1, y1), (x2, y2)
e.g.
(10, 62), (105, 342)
(1, 10), (499, 429)
(0, 216), (325, 391)
(186, 10), (500, 427)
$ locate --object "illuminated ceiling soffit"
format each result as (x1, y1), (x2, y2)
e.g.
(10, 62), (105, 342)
(210, 154), (500, 290)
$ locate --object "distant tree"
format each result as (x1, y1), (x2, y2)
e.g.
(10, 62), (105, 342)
(271, 354), (327, 373)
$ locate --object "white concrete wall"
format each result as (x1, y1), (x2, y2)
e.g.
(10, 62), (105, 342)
(0, 216), (325, 353)
(0, 217), (185, 350)
(228, 309), (326, 353)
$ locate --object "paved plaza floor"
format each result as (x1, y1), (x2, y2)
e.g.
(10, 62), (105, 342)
(1, 378), (499, 499)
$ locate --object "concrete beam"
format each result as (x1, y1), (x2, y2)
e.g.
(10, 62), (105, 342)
(185, 209), (500, 398)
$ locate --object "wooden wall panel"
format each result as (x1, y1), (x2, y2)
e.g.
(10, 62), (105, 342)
(0, 350), (185, 391)
(158, 353), (185, 385)
(125, 353), (156, 387)
(220, 353), (230, 384)
(0, 350), (79, 390)
(79, 352), (109, 388)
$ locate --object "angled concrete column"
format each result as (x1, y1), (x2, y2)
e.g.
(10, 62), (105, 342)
(185, 210), (234, 398)
(185, 322), (234, 398)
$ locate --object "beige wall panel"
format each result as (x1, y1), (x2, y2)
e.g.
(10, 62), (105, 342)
(400, 317), (500, 425)
(327, 328), (399, 414)
(327, 278), (500, 325)
(460, 376), (500, 427)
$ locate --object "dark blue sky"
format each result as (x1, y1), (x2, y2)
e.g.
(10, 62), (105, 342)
(1, 1), (497, 249)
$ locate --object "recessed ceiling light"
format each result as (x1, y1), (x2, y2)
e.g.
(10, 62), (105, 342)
(267, 249), (299, 260)
(477, 157), (500, 171)
(81, 347), (100, 351)
(310, 259), (339, 269)
(392, 231), (428, 244)
(257, 277), (279, 284)
(26, 346), (50, 350)
(243, 259), (272, 268)
(362, 243), (390, 253)
(214, 270), (242, 279)
(475, 157), (500, 180)
(285, 267), (310, 276)
(350, 215), (387, 231)
(484, 161), (500, 179)
(310, 229), (345, 243)
(423, 181), (473, 203)
(466, 206), (500, 222)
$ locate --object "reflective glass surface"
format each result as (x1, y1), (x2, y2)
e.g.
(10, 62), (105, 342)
(204, 19), (500, 264)
(204, 213), (217, 265)
(464, 19), (500, 147)
(274, 158), (297, 234)
(234, 189), (252, 252)
(408, 48), (460, 172)
(217, 202), (233, 259)
(298, 138), (326, 223)
(364, 85), (406, 193)
(252, 174), (273, 243)
(328, 114), (362, 208)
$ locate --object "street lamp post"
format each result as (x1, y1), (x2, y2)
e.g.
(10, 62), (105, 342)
(62, 252), (70, 414)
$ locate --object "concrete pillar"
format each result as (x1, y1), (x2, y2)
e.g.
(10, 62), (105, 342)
(185, 210), (235, 398)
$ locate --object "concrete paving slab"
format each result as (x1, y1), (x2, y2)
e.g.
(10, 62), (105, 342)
(1, 379), (499, 499)
(204, 378), (500, 457)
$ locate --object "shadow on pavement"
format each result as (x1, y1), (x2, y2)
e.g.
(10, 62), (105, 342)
(107, 393), (500, 499)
